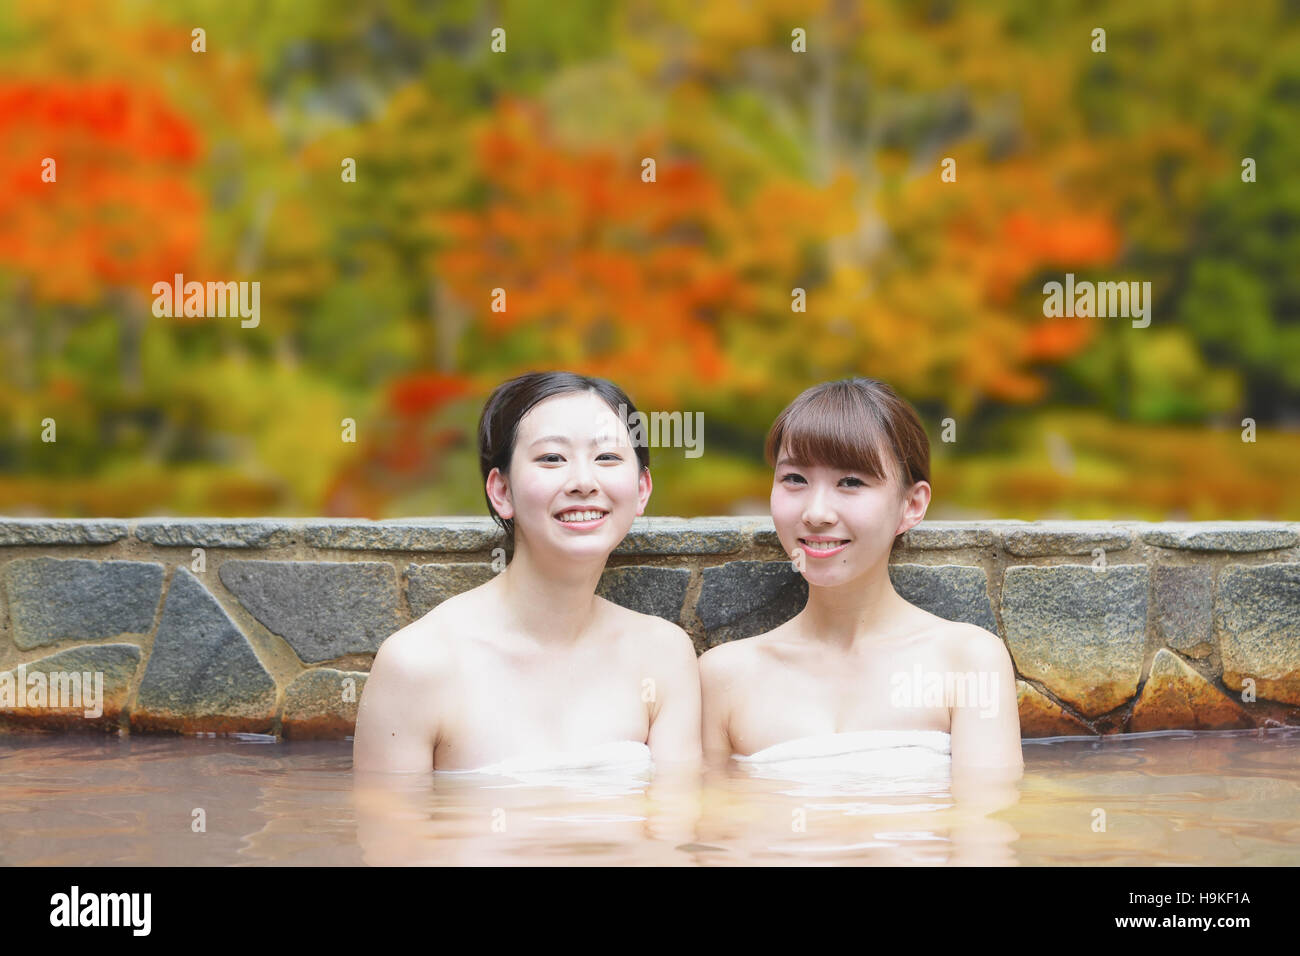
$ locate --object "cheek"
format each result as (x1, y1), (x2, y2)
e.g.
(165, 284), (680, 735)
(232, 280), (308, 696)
(514, 470), (561, 509)
(854, 502), (893, 534)
(611, 468), (644, 500)
(769, 486), (795, 516)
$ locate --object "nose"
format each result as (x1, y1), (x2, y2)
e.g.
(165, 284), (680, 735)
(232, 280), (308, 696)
(802, 483), (836, 527)
(564, 456), (600, 497)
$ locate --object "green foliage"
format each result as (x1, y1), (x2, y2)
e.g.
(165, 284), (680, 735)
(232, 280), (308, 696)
(1, 0), (1296, 517)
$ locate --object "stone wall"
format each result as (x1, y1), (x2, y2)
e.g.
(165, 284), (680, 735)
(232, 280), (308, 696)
(1, 517), (1297, 738)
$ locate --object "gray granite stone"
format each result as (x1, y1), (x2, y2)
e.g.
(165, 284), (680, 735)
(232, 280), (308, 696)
(1142, 523), (1297, 552)
(1001, 522), (1133, 557)
(0, 643), (140, 729)
(887, 564), (998, 634)
(597, 566), (690, 623)
(0, 518), (1294, 736)
(219, 560), (400, 663)
(1217, 563), (1300, 705)
(1001, 564), (1148, 717)
(135, 568), (276, 730)
(282, 668), (368, 738)
(3, 558), (163, 650)
(406, 563), (497, 619)
(1153, 565), (1214, 656)
(894, 523), (997, 550)
(134, 518), (298, 548)
(750, 519), (786, 551)
(616, 517), (751, 555)
(697, 560), (807, 647)
(304, 518), (504, 552)
(0, 519), (127, 545)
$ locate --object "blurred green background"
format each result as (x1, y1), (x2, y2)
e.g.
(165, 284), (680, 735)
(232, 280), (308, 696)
(1, 0), (1297, 520)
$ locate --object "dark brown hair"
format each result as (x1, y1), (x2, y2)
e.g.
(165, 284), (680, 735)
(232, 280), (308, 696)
(764, 378), (930, 550)
(478, 371), (651, 544)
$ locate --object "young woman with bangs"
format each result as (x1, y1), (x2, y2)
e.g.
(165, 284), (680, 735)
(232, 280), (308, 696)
(699, 378), (1023, 778)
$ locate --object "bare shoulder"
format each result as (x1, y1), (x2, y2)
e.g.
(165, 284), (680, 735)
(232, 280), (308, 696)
(934, 620), (1014, 672)
(599, 597), (697, 662)
(370, 601), (462, 684)
(698, 629), (769, 687)
(699, 634), (751, 668)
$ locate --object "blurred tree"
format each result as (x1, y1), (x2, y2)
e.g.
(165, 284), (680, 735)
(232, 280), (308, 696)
(0, 0), (1297, 520)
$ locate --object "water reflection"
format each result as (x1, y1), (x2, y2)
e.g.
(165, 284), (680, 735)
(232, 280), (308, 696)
(678, 760), (1022, 865)
(350, 754), (1021, 866)
(353, 762), (701, 866)
(0, 728), (1296, 865)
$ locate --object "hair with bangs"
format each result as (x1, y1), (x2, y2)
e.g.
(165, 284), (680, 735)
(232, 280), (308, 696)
(764, 379), (930, 548)
(478, 370), (651, 546)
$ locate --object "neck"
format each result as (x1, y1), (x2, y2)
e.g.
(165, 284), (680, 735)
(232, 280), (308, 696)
(493, 537), (607, 645)
(796, 555), (909, 651)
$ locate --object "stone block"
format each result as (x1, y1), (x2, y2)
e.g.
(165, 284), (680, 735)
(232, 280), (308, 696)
(220, 560), (400, 663)
(406, 563), (496, 619)
(888, 564), (998, 634)
(1217, 563), (1300, 705)
(0, 643), (140, 732)
(134, 568), (276, 733)
(1002, 564), (1147, 718)
(282, 668), (368, 739)
(597, 566), (690, 623)
(3, 558), (163, 651)
(1152, 565), (1213, 657)
(1129, 649), (1252, 732)
(697, 561), (806, 647)
(1016, 680), (1095, 737)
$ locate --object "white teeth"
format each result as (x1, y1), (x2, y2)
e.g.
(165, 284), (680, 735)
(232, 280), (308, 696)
(802, 539), (848, 550)
(557, 510), (606, 523)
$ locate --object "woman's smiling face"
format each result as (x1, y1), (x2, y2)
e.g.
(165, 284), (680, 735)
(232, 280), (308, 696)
(770, 442), (911, 584)
(491, 390), (650, 560)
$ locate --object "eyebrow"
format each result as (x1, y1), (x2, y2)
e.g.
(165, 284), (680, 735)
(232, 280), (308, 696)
(528, 434), (618, 448)
(776, 458), (874, 475)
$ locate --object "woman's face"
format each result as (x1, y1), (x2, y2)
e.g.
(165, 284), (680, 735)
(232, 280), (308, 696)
(770, 441), (916, 586)
(490, 391), (651, 562)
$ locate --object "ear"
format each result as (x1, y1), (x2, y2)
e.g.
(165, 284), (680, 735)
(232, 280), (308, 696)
(894, 480), (931, 537)
(634, 467), (652, 516)
(485, 467), (514, 520)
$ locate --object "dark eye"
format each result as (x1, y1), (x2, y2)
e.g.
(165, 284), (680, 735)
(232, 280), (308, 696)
(597, 453), (622, 461)
(841, 476), (866, 487)
(780, 472), (805, 484)
(538, 454), (564, 463)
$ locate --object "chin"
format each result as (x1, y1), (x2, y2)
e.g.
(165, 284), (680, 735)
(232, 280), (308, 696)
(551, 521), (628, 549)
(802, 561), (867, 584)
(805, 574), (859, 593)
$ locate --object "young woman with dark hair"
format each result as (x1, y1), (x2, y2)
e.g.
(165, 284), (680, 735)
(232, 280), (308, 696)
(354, 371), (702, 775)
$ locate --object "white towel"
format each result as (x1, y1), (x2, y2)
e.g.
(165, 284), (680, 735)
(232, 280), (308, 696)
(437, 740), (654, 795)
(737, 729), (951, 766)
(733, 730), (952, 798)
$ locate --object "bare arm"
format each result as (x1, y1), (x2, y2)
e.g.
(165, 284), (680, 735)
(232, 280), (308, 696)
(644, 623), (703, 771)
(352, 626), (443, 774)
(698, 644), (737, 771)
(949, 626), (1024, 777)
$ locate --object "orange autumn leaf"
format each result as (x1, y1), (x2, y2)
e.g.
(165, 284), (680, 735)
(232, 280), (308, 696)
(1023, 316), (1096, 361)
(0, 79), (204, 302)
(386, 372), (475, 418)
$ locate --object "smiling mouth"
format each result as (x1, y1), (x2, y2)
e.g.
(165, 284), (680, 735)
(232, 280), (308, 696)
(799, 538), (850, 551)
(554, 508), (610, 524)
